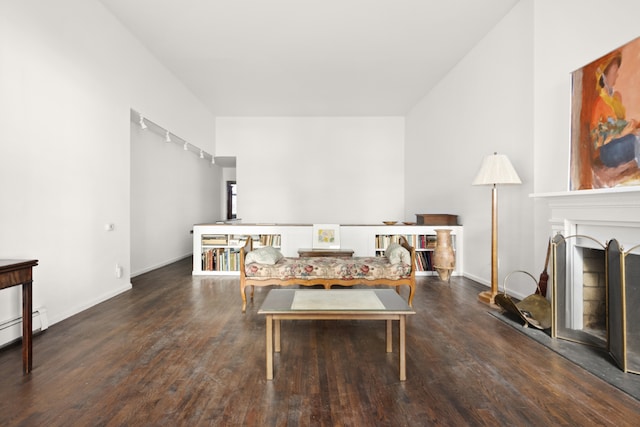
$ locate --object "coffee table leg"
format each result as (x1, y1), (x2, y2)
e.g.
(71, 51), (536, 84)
(386, 319), (392, 353)
(399, 315), (406, 381)
(275, 319), (281, 353)
(266, 315), (273, 380)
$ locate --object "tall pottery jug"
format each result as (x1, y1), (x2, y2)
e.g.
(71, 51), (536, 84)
(433, 229), (455, 281)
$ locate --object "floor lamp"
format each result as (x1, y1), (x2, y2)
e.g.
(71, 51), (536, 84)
(472, 152), (521, 306)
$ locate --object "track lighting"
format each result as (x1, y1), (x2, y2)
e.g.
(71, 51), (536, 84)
(133, 110), (215, 163)
(139, 114), (147, 130)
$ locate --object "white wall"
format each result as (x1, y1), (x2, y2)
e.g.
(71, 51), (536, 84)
(215, 117), (405, 224)
(0, 0), (216, 342)
(532, 0), (640, 258)
(533, 0), (640, 194)
(130, 117), (220, 277)
(405, 0), (640, 299)
(405, 0), (535, 297)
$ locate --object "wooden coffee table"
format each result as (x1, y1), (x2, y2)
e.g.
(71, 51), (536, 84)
(258, 289), (415, 381)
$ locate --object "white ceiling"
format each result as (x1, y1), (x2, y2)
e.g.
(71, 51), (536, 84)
(99, 0), (519, 116)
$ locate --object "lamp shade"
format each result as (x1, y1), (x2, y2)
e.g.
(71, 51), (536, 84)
(472, 153), (522, 185)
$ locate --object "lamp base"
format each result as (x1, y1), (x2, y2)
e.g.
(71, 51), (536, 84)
(478, 290), (499, 308)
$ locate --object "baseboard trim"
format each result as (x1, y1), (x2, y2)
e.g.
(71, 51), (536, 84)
(463, 272), (528, 300)
(131, 254), (192, 278)
(0, 307), (48, 349)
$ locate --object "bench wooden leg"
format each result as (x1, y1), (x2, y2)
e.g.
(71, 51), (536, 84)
(407, 284), (415, 307)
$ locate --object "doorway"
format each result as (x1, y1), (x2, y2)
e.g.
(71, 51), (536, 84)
(227, 181), (237, 220)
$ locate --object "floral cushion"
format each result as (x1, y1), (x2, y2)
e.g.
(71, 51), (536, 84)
(244, 256), (411, 280)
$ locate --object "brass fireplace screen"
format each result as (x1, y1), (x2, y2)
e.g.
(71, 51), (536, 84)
(551, 234), (640, 374)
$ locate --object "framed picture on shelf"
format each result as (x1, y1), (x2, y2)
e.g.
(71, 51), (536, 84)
(312, 224), (340, 249)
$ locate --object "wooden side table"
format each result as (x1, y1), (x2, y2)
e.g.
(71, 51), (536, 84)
(297, 248), (354, 258)
(0, 259), (38, 374)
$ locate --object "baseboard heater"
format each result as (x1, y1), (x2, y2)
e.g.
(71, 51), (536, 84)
(0, 308), (49, 349)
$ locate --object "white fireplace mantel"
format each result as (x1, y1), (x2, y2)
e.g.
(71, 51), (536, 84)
(532, 187), (640, 334)
(531, 187), (640, 249)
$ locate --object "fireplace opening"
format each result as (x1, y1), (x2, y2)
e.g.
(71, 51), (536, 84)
(582, 248), (606, 340)
(551, 234), (607, 349)
(541, 190), (640, 374)
(553, 233), (640, 374)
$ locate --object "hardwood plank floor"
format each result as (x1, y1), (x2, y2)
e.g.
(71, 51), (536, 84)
(1, 257), (639, 426)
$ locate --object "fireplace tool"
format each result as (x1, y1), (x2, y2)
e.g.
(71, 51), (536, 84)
(535, 238), (551, 296)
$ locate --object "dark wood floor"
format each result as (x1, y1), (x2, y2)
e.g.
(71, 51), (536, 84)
(1, 258), (639, 426)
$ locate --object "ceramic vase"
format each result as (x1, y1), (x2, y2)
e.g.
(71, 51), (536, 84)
(433, 229), (455, 281)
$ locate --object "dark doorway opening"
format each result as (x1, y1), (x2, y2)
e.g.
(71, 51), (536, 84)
(226, 181), (237, 220)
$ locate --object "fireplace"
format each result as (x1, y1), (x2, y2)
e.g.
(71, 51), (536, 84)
(551, 234), (607, 348)
(538, 187), (640, 373)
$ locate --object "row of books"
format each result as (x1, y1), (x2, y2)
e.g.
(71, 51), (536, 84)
(375, 234), (439, 250)
(414, 235), (437, 249)
(201, 234), (281, 248)
(202, 234), (229, 245)
(415, 251), (435, 272)
(258, 234), (281, 246)
(202, 248), (241, 271)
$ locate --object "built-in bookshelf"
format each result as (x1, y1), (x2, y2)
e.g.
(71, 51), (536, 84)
(199, 232), (282, 274)
(192, 224), (463, 277)
(374, 232), (456, 275)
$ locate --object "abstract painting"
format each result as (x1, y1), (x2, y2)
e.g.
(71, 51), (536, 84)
(570, 37), (640, 190)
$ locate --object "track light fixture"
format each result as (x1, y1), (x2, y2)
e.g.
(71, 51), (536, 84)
(139, 114), (147, 130)
(133, 110), (215, 163)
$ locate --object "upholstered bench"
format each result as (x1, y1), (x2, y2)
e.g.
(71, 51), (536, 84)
(239, 236), (416, 312)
